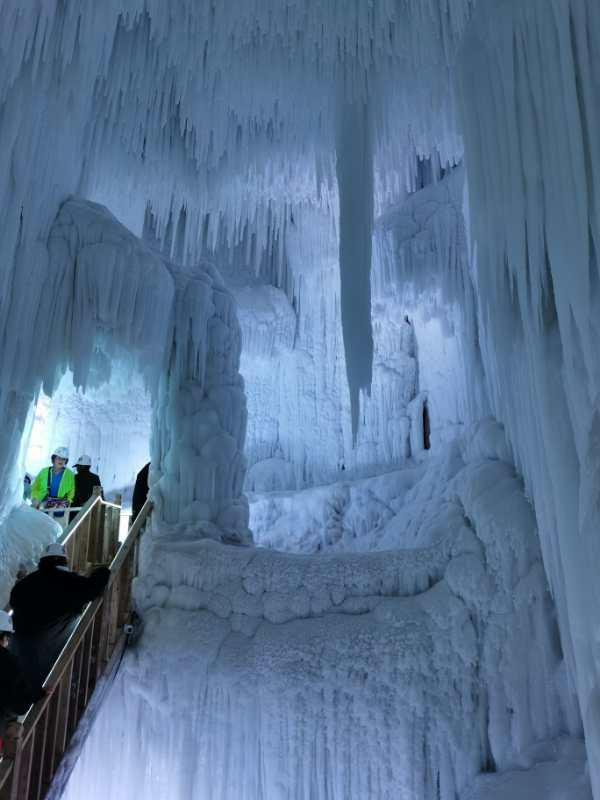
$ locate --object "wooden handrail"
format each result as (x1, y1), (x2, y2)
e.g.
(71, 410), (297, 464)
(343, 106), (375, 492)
(59, 487), (107, 545)
(37, 497), (151, 690)
(105, 499), (150, 585)
(3, 492), (122, 615)
(58, 494), (101, 546)
(0, 498), (153, 800)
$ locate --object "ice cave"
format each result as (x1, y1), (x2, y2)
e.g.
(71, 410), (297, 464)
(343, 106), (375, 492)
(0, 0), (599, 798)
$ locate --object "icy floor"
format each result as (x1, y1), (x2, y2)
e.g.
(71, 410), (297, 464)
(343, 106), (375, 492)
(58, 419), (586, 800)
(462, 739), (591, 800)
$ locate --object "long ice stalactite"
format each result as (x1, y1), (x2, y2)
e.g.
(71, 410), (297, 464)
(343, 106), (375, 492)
(336, 98), (375, 438)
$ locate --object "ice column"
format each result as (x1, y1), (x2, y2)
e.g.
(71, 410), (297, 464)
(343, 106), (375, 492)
(151, 267), (250, 540)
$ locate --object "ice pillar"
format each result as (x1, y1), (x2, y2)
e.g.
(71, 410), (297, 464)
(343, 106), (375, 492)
(151, 269), (250, 541)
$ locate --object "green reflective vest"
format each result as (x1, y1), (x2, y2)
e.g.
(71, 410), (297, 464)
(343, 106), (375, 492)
(31, 467), (76, 504)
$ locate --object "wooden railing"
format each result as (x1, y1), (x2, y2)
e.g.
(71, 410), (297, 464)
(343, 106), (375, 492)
(0, 495), (152, 800)
(58, 488), (122, 572)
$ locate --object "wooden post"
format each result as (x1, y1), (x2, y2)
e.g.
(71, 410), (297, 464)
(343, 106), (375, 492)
(111, 493), (122, 561)
(90, 487), (104, 566)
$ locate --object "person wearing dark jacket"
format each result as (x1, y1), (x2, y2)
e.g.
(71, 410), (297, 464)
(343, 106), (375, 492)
(73, 455), (102, 507)
(0, 611), (44, 736)
(10, 543), (110, 685)
(132, 462), (150, 522)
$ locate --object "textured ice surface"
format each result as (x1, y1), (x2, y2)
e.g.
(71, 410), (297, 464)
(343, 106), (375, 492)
(238, 170), (472, 491)
(455, 1), (600, 792)
(59, 422), (580, 800)
(1, 1), (600, 797)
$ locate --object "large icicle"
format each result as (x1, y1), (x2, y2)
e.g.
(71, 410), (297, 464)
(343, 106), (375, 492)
(336, 99), (374, 438)
(455, 0), (600, 793)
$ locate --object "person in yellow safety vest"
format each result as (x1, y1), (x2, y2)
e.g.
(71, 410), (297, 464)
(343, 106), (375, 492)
(30, 447), (76, 510)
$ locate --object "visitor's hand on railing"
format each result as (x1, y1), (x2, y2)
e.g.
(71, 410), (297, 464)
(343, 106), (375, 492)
(35, 687), (48, 704)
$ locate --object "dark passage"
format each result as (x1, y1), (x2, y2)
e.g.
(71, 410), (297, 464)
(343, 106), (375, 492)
(423, 403), (431, 451)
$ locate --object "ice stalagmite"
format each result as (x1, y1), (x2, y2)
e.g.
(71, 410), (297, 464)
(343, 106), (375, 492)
(152, 266), (249, 538)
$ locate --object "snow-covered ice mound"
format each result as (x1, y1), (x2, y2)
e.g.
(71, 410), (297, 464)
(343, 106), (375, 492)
(58, 420), (582, 800)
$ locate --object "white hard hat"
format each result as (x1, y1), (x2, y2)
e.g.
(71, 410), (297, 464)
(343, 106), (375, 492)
(43, 542), (67, 559)
(76, 455), (92, 467)
(0, 610), (14, 634)
(52, 447), (69, 461)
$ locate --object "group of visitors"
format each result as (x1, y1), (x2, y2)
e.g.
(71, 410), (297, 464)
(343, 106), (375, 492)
(0, 543), (109, 738)
(0, 450), (152, 740)
(28, 447), (102, 514)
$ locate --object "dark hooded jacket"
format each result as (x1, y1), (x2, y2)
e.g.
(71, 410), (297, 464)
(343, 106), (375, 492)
(0, 647), (44, 715)
(10, 562), (110, 637)
(132, 462), (150, 522)
(73, 466), (102, 507)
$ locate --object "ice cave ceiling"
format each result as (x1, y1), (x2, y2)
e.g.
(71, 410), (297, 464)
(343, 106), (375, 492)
(3, 0), (469, 216)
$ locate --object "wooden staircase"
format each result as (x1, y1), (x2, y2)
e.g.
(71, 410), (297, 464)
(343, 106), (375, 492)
(0, 489), (152, 800)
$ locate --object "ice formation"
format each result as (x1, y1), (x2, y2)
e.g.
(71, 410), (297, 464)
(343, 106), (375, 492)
(239, 169), (471, 491)
(0, 194), (249, 596)
(1, 0), (600, 798)
(336, 98), (374, 436)
(456, 1), (600, 791)
(59, 421), (579, 800)
(26, 369), (152, 496)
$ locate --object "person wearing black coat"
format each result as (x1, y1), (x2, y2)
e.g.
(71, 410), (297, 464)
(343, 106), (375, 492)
(73, 455), (102, 507)
(10, 543), (110, 686)
(0, 611), (44, 735)
(0, 647), (44, 712)
(132, 462), (150, 522)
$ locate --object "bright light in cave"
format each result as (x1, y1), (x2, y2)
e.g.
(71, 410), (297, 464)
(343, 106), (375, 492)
(0, 1), (598, 800)
(25, 368), (152, 500)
